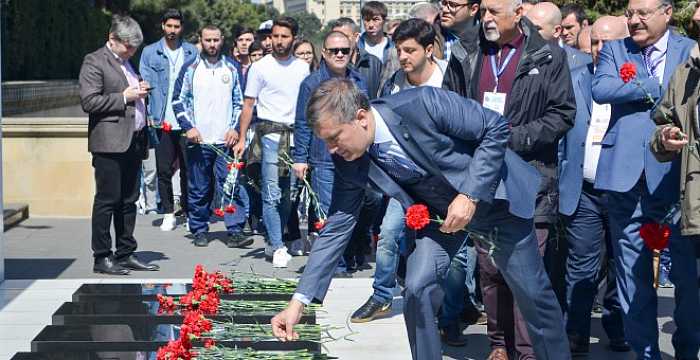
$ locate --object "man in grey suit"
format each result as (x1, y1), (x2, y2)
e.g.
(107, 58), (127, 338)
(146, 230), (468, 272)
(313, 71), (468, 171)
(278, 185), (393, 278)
(271, 79), (570, 360)
(79, 15), (160, 275)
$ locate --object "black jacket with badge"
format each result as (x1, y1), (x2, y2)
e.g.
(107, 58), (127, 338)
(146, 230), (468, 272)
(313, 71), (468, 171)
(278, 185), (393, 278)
(443, 17), (575, 223)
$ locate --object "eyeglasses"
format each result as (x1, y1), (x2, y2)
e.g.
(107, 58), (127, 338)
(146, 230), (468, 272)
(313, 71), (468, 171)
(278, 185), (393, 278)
(624, 4), (668, 20)
(325, 47), (351, 56)
(441, 0), (469, 12)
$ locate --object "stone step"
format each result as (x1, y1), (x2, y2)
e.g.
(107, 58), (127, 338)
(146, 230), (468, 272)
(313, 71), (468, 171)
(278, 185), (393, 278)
(4, 203), (28, 230)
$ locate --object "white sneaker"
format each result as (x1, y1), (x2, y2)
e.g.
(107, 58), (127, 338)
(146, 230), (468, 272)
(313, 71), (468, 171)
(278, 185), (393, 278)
(160, 213), (177, 231)
(272, 247), (292, 268)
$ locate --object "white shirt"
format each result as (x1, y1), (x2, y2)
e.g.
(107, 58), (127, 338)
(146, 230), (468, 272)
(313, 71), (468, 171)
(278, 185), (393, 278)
(390, 59), (448, 94)
(192, 58), (235, 144)
(245, 54), (310, 126)
(106, 42), (146, 131)
(645, 30), (670, 85)
(164, 45), (184, 129)
(364, 36), (388, 63)
(583, 100), (611, 182)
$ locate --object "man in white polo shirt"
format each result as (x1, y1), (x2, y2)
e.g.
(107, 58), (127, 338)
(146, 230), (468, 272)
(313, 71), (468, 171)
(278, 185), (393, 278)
(233, 17), (310, 268)
(172, 24), (251, 249)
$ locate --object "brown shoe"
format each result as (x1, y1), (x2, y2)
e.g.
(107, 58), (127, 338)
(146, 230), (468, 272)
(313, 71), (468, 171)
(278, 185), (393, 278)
(486, 348), (509, 360)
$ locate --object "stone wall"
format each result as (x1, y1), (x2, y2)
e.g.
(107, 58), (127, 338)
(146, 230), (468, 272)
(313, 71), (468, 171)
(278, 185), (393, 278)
(2, 117), (94, 217)
(2, 81), (80, 116)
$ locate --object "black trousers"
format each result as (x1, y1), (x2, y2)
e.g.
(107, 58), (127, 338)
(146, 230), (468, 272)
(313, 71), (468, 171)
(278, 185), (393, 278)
(91, 131), (145, 260)
(155, 129), (188, 214)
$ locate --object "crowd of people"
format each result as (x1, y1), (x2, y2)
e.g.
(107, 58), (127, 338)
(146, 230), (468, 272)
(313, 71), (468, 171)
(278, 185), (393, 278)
(79, 0), (700, 359)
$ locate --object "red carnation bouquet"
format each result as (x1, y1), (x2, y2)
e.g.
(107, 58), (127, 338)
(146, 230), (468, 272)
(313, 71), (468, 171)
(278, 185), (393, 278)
(279, 152), (327, 232)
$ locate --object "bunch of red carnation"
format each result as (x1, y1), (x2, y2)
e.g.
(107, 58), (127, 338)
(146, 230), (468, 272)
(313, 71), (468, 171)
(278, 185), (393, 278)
(156, 265), (225, 358)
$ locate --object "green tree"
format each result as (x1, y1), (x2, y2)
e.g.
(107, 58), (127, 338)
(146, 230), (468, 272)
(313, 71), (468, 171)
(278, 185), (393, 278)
(285, 11), (323, 45)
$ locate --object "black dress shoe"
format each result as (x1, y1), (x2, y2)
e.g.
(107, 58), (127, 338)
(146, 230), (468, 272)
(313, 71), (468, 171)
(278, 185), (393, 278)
(333, 271), (353, 278)
(93, 257), (130, 275)
(227, 233), (254, 248)
(440, 322), (467, 347)
(350, 296), (392, 323)
(568, 333), (590, 356)
(117, 255), (159, 271)
(609, 338), (631, 352)
(193, 233), (208, 247)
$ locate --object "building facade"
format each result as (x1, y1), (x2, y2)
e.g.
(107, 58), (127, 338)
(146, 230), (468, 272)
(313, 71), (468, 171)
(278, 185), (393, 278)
(264, 0), (421, 25)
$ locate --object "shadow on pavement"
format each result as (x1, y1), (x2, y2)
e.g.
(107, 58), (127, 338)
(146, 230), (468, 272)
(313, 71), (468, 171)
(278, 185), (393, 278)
(4, 258), (75, 279)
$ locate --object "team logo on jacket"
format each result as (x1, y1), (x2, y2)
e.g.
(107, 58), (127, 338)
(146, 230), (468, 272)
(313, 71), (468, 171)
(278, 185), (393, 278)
(221, 74), (231, 84)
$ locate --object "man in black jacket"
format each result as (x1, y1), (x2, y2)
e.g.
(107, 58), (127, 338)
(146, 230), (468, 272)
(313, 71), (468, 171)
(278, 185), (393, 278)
(442, 0), (575, 358)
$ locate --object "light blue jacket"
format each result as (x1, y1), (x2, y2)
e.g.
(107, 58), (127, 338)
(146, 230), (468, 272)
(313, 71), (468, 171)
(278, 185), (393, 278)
(591, 33), (693, 203)
(139, 38), (198, 124)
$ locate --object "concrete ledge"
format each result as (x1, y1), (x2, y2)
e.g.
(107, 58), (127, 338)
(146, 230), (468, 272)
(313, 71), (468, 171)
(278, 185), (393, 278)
(2, 117), (87, 137)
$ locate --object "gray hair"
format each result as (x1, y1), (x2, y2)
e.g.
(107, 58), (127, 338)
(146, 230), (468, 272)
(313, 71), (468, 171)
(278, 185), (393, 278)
(109, 15), (143, 47)
(329, 17), (360, 34)
(409, 2), (441, 20)
(306, 79), (369, 128)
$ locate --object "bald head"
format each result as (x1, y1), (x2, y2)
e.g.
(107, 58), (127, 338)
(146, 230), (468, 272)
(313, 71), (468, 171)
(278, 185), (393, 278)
(590, 16), (629, 65)
(526, 2), (563, 41)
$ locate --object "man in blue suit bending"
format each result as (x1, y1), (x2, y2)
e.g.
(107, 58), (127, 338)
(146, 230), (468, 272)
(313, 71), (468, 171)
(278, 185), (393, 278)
(591, 0), (700, 358)
(271, 79), (570, 360)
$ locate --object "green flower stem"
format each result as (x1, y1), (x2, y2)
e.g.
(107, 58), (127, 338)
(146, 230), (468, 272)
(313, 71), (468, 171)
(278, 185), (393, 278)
(195, 348), (334, 360)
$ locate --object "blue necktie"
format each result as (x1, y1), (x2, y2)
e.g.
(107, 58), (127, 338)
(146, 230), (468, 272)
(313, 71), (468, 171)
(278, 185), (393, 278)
(368, 141), (424, 181)
(643, 45), (660, 78)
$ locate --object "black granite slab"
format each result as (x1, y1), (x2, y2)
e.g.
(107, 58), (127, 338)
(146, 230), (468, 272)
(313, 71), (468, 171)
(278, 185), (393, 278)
(52, 301), (316, 325)
(72, 284), (293, 302)
(11, 351), (155, 360)
(31, 325), (321, 352)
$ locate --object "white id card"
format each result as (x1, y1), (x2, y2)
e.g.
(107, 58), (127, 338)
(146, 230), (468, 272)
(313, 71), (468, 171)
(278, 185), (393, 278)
(483, 92), (507, 115)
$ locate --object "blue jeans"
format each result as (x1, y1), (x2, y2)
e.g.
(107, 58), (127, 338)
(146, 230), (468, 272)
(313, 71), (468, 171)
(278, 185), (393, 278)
(607, 180), (700, 360)
(438, 235), (479, 328)
(261, 135), (294, 250)
(372, 198), (406, 304)
(312, 164), (347, 272)
(186, 144), (248, 235)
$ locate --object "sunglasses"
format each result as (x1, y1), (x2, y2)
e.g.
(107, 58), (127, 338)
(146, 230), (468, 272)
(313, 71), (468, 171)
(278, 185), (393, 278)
(325, 47), (351, 56)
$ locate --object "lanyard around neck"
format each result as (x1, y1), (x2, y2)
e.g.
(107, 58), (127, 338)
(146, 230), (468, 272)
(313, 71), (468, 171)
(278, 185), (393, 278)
(490, 47), (517, 92)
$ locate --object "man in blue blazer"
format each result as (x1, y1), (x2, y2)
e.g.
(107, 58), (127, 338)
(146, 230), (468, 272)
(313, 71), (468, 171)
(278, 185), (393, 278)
(271, 79), (570, 360)
(591, 1), (700, 358)
(558, 16), (630, 355)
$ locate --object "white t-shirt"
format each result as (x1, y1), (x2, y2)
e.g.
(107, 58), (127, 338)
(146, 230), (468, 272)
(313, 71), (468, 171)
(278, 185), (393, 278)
(164, 46), (184, 129)
(583, 100), (611, 182)
(364, 36), (388, 63)
(244, 54), (310, 126)
(390, 59), (448, 94)
(192, 59), (235, 144)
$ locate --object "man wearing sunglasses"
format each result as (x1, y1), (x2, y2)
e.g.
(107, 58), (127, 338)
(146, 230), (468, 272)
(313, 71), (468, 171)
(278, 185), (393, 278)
(293, 32), (381, 278)
(592, 0), (699, 359)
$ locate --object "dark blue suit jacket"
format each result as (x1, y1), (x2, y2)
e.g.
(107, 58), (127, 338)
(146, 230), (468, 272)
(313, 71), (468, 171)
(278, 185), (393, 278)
(559, 63), (594, 216)
(295, 87), (540, 302)
(591, 33), (693, 203)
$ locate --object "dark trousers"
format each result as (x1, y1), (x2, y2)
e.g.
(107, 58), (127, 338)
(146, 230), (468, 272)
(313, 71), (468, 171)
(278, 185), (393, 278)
(563, 182), (624, 342)
(476, 221), (548, 359)
(344, 190), (383, 268)
(91, 131), (145, 260)
(155, 129), (188, 214)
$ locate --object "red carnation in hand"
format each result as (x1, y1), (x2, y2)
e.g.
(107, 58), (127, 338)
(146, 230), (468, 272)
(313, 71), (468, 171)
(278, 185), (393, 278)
(405, 204), (431, 231)
(224, 204), (236, 214)
(640, 223), (671, 251)
(235, 161), (245, 170)
(213, 208), (225, 217)
(314, 219), (326, 230)
(619, 62), (637, 83)
(226, 162), (234, 171)
(162, 122), (173, 133)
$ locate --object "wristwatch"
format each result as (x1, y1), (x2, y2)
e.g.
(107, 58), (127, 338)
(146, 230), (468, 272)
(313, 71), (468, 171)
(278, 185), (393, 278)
(464, 194), (480, 204)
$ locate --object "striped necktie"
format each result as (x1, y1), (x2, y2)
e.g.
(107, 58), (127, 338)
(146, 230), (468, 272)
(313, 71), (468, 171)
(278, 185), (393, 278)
(368, 141), (424, 181)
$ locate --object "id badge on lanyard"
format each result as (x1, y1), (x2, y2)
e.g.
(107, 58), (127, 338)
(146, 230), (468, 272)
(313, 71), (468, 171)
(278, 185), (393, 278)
(483, 48), (516, 116)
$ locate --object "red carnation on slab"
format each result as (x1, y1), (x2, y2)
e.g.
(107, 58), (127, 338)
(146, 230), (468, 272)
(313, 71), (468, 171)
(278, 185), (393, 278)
(640, 223), (671, 251)
(619, 62), (637, 83)
(204, 338), (216, 348)
(405, 204), (431, 231)
(213, 208), (225, 217)
(224, 204), (236, 214)
(156, 294), (176, 314)
(162, 122), (173, 133)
